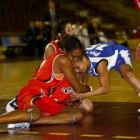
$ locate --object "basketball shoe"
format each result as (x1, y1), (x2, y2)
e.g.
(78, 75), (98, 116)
(8, 122), (30, 129)
(6, 97), (18, 112)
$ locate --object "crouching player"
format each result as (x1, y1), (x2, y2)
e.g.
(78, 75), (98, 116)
(0, 36), (92, 128)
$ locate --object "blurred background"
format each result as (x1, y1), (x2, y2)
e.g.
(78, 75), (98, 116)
(0, 0), (140, 59)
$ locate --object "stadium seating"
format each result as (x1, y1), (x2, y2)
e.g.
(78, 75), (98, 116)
(0, 36), (27, 58)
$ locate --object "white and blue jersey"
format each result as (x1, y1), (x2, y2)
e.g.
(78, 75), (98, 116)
(86, 42), (132, 76)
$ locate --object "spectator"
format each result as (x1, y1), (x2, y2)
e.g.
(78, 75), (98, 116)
(34, 21), (44, 56)
(25, 21), (36, 55)
(81, 22), (90, 48)
(96, 25), (108, 43)
(87, 20), (99, 45)
(43, 21), (52, 47)
(44, 0), (59, 26)
(115, 31), (129, 47)
(98, 31), (108, 43)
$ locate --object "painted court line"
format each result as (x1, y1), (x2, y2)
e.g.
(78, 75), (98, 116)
(0, 130), (138, 139)
(113, 136), (137, 139)
(48, 132), (70, 136)
(80, 134), (103, 137)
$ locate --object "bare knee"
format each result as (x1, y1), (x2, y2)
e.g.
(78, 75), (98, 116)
(123, 71), (134, 81)
(27, 106), (42, 122)
(71, 110), (83, 123)
(119, 64), (134, 81)
(82, 102), (93, 113)
(78, 99), (93, 113)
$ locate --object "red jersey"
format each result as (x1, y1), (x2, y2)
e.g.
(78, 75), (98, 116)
(50, 40), (63, 54)
(18, 53), (72, 116)
(33, 40), (62, 82)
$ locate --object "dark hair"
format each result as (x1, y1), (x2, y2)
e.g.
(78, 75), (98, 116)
(51, 19), (71, 40)
(59, 35), (86, 55)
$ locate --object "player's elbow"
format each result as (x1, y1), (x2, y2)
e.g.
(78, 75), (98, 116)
(73, 84), (90, 93)
(103, 86), (110, 94)
(74, 88), (82, 93)
(74, 85), (90, 93)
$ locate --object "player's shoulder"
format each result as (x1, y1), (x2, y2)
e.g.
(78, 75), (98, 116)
(45, 43), (55, 50)
(56, 54), (71, 65)
(57, 54), (70, 61)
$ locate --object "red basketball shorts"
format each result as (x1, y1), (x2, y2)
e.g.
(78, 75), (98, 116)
(17, 83), (69, 116)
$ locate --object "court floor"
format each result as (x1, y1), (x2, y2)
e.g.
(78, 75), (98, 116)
(0, 51), (140, 140)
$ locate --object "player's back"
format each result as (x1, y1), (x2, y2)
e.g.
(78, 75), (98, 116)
(33, 53), (63, 88)
(86, 42), (120, 76)
(50, 40), (63, 54)
(86, 42), (117, 57)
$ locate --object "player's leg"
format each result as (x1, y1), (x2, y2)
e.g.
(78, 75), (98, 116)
(119, 64), (140, 94)
(76, 98), (93, 113)
(33, 107), (83, 125)
(117, 46), (140, 94)
(0, 106), (41, 125)
(1, 105), (83, 128)
(119, 64), (140, 114)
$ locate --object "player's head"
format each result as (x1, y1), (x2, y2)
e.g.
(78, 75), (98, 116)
(60, 35), (86, 62)
(48, 1), (55, 9)
(52, 19), (73, 40)
(73, 56), (90, 73)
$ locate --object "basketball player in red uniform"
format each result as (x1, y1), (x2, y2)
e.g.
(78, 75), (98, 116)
(0, 36), (92, 128)
(44, 19), (74, 58)
(44, 20), (93, 113)
(6, 19), (93, 116)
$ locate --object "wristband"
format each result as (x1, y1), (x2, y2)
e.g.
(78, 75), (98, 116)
(89, 86), (93, 91)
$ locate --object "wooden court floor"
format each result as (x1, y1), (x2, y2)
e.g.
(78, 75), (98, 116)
(0, 51), (140, 140)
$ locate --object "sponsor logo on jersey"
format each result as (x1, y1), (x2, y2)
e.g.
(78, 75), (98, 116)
(61, 87), (72, 94)
(92, 51), (101, 56)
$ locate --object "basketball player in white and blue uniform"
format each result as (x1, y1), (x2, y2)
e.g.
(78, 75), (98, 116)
(74, 42), (140, 103)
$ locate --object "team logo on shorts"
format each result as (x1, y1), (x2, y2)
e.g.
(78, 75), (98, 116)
(134, 0), (140, 10)
(61, 87), (72, 94)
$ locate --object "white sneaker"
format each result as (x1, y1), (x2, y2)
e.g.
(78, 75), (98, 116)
(7, 122), (30, 129)
(8, 124), (17, 129)
(8, 127), (29, 135)
(6, 97), (18, 112)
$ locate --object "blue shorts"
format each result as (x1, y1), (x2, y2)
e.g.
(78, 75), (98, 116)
(114, 45), (133, 71)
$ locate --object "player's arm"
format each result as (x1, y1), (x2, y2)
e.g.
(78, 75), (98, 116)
(44, 44), (55, 59)
(75, 73), (88, 84)
(81, 60), (110, 98)
(58, 55), (90, 93)
(81, 73), (89, 84)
